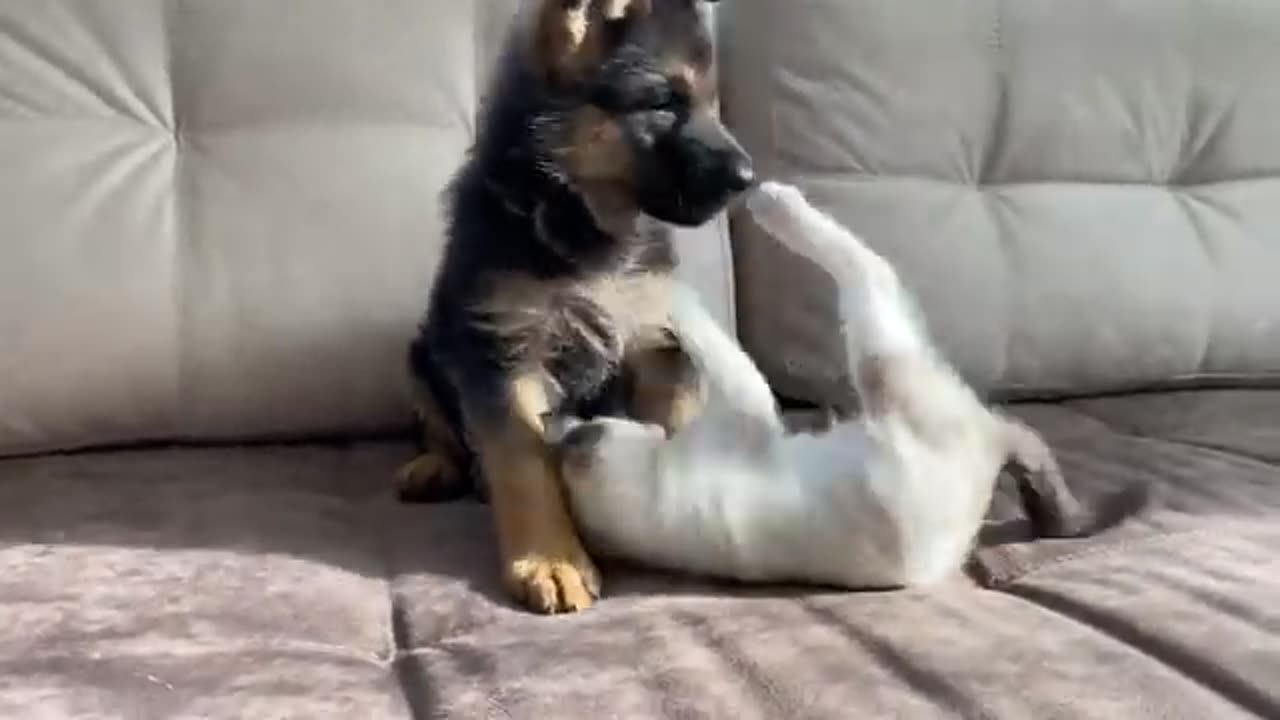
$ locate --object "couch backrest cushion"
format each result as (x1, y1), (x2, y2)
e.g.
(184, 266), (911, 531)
(0, 0), (737, 456)
(721, 0), (1280, 407)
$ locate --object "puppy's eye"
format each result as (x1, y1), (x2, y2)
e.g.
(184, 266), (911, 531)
(589, 68), (680, 114)
(633, 83), (692, 116)
(642, 84), (675, 111)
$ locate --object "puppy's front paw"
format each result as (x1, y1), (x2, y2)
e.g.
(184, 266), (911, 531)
(395, 451), (471, 503)
(506, 547), (602, 614)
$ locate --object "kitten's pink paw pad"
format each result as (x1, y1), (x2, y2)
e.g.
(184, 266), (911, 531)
(746, 181), (806, 219)
(745, 181), (813, 243)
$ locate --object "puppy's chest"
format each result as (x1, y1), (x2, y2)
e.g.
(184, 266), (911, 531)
(552, 271), (671, 349)
(480, 271), (674, 395)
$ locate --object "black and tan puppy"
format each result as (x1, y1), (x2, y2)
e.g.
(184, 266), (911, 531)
(400, 0), (752, 614)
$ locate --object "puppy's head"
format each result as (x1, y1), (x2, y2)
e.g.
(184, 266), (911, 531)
(531, 0), (753, 227)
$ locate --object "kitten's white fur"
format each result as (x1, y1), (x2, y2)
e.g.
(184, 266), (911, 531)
(549, 181), (1083, 589)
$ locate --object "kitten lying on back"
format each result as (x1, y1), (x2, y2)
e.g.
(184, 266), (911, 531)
(545, 181), (1088, 589)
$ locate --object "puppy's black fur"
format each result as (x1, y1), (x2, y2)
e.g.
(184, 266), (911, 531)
(399, 0), (749, 614)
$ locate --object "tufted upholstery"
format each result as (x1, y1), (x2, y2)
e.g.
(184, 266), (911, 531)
(722, 0), (1280, 407)
(2, 3), (1279, 717)
(0, 0), (735, 456)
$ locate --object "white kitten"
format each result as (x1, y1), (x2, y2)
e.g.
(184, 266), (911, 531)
(547, 181), (1086, 590)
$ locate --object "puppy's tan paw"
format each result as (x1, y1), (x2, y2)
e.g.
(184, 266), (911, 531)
(506, 551), (602, 614)
(395, 451), (471, 503)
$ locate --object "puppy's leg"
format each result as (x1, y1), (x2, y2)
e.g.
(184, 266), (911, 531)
(998, 416), (1090, 538)
(467, 373), (601, 614)
(397, 380), (472, 502)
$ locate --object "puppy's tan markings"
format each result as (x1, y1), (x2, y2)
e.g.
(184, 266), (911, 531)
(666, 59), (717, 108)
(534, 0), (589, 77)
(602, 0), (650, 19)
(535, 0), (654, 80)
(626, 344), (704, 434)
(397, 383), (468, 499)
(566, 107), (633, 185)
(396, 452), (452, 493)
(471, 372), (601, 613)
(471, 271), (674, 361)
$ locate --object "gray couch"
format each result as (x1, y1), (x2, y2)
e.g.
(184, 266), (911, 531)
(2, 1), (1277, 718)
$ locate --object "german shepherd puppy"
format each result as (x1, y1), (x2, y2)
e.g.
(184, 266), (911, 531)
(400, 0), (751, 614)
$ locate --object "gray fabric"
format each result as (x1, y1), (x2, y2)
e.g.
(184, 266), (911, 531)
(0, 0), (736, 456)
(2, 390), (1276, 717)
(721, 0), (1280, 407)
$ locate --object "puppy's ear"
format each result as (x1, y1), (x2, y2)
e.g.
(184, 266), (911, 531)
(533, 0), (652, 82)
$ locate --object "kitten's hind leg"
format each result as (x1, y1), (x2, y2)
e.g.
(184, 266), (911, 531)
(998, 416), (1090, 538)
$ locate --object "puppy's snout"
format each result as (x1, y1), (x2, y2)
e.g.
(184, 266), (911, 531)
(721, 151), (755, 193)
(682, 112), (754, 194)
(703, 137), (754, 195)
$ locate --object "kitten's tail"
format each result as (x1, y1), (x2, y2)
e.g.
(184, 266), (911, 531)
(667, 283), (785, 439)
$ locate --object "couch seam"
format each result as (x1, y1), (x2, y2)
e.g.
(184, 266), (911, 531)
(162, 1), (189, 443)
(25, 640), (390, 668)
(979, 0), (1006, 186)
(994, 373), (1280, 404)
(1061, 402), (1280, 470)
(987, 0), (1014, 389)
(988, 182), (1014, 391)
(370, 488), (432, 720)
(977, 527), (1211, 589)
(1173, 190), (1218, 377)
(1136, 436), (1280, 468)
(790, 169), (1280, 191)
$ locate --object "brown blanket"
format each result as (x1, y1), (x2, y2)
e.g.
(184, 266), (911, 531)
(0, 390), (1276, 718)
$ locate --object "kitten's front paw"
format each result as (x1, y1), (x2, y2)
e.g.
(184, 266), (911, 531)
(746, 181), (808, 232)
(742, 179), (808, 240)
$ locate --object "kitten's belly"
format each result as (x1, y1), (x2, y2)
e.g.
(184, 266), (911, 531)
(643, 451), (874, 585)
(652, 431), (912, 588)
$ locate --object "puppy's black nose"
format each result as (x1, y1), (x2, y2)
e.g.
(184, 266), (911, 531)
(724, 157), (755, 192)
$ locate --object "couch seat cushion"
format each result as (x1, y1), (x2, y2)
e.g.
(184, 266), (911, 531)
(0, 390), (1276, 718)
